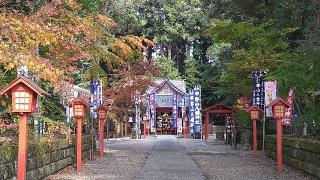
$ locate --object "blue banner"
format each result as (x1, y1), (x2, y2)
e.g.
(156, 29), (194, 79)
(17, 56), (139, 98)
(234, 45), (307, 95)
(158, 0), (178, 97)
(252, 71), (265, 109)
(171, 94), (178, 128)
(193, 85), (201, 133)
(188, 89), (195, 135)
(150, 93), (156, 132)
(90, 80), (101, 119)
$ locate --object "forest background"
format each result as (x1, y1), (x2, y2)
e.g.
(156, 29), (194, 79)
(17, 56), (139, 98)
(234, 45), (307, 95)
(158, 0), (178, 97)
(0, 0), (319, 137)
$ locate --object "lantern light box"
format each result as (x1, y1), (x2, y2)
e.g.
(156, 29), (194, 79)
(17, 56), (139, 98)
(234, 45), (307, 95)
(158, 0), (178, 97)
(268, 98), (290, 119)
(69, 97), (89, 119)
(0, 76), (49, 113)
(95, 105), (108, 120)
(248, 106), (263, 120)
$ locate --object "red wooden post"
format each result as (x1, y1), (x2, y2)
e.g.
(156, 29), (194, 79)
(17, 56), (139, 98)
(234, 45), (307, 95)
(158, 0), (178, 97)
(99, 119), (104, 157)
(144, 121), (147, 138)
(76, 118), (82, 172)
(276, 118), (283, 172)
(205, 112), (209, 140)
(252, 119), (257, 157)
(184, 116), (188, 138)
(268, 98), (289, 173)
(17, 113), (28, 180)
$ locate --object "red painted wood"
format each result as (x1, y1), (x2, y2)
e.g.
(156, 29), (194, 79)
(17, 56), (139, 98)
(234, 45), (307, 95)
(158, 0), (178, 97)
(17, 113), (28, 180)
(76, 118), (82, 172)
(253, 119), (257, 157)
(144, 121), (147, 139)
(99, 119), (104, 157)
(205, 112), (209, 140)
(277, 118), (283, 172)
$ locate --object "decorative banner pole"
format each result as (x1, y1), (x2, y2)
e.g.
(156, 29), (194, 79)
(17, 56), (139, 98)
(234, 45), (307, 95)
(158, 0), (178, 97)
(249, 106), (263, 157)
(69, 98), (89, 172)
(0, 77), (48, 180)
(96, 105), (108, 157)
(268, 98), (290, 173)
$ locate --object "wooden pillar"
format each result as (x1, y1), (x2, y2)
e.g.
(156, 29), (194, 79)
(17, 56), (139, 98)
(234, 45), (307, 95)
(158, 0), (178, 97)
(121, 121), (124, 138)
(276, 118), (283, 172)
(125, 121), (127, 137)
(184, 116), (188, 138)
(99, 119), (104, 157)
(76, 118), (82, 172)
(17, 113), (28, 180)
(205, 112), (209, 141)
(252, 119), (257, 157)
(144, 120), (147, 138)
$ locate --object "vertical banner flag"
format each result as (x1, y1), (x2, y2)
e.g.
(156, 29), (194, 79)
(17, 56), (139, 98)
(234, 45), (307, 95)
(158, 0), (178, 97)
(264, 81), (277, 117)
(283, 89), (294, 126)
(172, 94), (178, 128)
(193, 85), (202, 133)
(90, 80), (101, 119)
(188, 89), (195, 135)
(150, 93), (156, 132)
(252, 71), (265, 109)
(177, 118), (183, 133)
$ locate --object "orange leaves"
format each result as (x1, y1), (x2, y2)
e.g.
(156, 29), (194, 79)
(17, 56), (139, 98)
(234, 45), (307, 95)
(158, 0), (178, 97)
(96, 14), (117, 27)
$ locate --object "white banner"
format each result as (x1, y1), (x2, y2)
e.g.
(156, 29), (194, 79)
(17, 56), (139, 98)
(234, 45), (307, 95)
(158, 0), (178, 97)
(264, 81), (277, 117)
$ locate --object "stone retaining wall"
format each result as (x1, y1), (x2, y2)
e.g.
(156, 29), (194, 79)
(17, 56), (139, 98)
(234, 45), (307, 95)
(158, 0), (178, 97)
(265, 135), (320, 178)
(0, 135), (94, 180)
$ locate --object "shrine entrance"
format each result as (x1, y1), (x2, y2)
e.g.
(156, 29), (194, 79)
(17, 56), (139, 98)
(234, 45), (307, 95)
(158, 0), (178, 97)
(146, 80), (187, 136)
(203, 103), (236, 142)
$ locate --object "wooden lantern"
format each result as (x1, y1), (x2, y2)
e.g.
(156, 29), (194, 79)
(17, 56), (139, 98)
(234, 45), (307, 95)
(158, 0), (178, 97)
(0, 76), (48, 180)
(248, 106), (263, 157)
(95, 105), (108, 157)
(68, 97), (89, 171)
(95, 105), (108, 120)
(0, 76), (48, 113)
(69, 98), (89, 119)
(248, 106), (263, 120)
(267, 97), (290, 173)
(268, 98), (290, 119)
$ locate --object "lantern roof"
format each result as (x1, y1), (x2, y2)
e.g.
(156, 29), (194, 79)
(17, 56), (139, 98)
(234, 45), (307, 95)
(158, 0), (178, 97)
(267, 97), (290, 108)
(248, 106), (263, 112)
(0, 76), (49, 97)
(68, 97), (89, 108)
(95, 105), (108, 112)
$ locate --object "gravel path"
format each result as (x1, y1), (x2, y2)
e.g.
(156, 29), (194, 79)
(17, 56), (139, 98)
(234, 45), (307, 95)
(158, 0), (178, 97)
(47, 136), (315, 180)
(178, 138), (315, 180)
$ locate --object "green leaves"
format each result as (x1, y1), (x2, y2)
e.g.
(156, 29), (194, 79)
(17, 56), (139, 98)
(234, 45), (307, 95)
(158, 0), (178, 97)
(209, 20), (297, 96)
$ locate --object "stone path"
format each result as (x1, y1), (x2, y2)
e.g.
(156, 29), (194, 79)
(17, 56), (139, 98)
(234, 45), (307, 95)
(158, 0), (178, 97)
(138, 136), (204, 180)
(47, 136), (314, 180)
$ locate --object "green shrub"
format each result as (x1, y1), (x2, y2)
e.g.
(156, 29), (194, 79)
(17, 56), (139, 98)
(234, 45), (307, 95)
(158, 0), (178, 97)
(235, 110), (251, 129)
(292, 103), (320, 135)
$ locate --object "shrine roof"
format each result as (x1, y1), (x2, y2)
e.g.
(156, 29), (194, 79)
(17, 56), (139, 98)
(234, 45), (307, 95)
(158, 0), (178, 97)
(147, 79), (187, 96)
(202, 103), (237, 114)
(315, 90), (320, 97)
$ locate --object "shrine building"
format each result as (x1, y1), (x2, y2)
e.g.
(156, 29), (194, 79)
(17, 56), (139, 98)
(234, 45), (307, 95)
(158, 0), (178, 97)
(145, 79), (188, 135)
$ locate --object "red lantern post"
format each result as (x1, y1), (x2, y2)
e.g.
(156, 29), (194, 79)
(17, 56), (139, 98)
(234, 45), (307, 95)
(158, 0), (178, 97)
(143, 116), (147, 139)
(95, 105), (108, 157)
(0, 77), (48, 180)
(69, 98), (88, 172)
(248, 106), (263, 157)
(268, 98), (290, 173)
